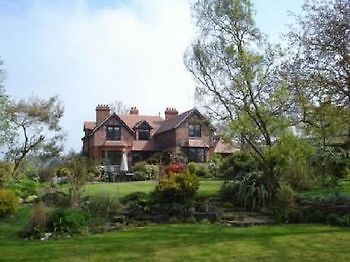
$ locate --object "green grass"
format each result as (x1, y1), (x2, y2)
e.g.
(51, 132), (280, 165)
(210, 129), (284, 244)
(0, 220), (349, 261)
(83, 180), (223, 198)
(298, 179), (350, 199)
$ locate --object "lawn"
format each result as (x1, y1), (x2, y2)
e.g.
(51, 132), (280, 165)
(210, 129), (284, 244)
(83, 180), (223, 198)
(1, 214), (350, 262)
(298, 179), (350, 199)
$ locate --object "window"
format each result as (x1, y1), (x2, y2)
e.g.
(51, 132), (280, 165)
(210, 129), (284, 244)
(138, 128), (150, 140)
(189, 124), (201, 137)
(106, 151), (122, 165)
(188, 148), (206, 163)
(106, 126), (121, 140)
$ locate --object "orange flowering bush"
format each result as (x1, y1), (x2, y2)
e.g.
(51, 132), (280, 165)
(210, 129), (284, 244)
(165, 163), (186, 175)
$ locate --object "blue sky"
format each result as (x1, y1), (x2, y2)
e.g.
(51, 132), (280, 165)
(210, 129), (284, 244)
(0, 0), (304, 152)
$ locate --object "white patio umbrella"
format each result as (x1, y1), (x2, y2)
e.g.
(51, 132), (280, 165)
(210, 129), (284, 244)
(120, 152), (129, 172)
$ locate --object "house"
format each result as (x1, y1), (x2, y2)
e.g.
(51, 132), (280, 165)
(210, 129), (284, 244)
(82, 105), (237, 167)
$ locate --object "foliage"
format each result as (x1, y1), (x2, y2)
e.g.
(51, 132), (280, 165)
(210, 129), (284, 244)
(41, 190), (70, 208)
(282, 0), (350, 149)
(47, 208), (88, 236)
(267, 134), (315, 190)
(0, 161), (14, 187)
(38, 168), (56, 182)
(275, 184), (296, 208)
(154, 172), (199, 205)
(165, 163), (186, 174)
(5, 95), (65, 176)
(60, 154), (95, 207)
(219, 151), (258, 179)
(284, 0), (350, 108)
(120, 192), (149, 207)
(21, 202), (48, 239)
(0, 188), (18, 218)
(146, 152), (171, 165)
(83, 192), (121, 218)
(0, 60), (16, 146)
(133, 161), (160, 180)
(188, 162), (212, 178)
(220, 172), (272, 211)
(311, 148), (350, 186)
(185, 0), (291, 200)
(9, 178), (39, 200)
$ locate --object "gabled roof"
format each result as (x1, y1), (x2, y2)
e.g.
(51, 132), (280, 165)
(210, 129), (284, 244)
(83, 114), (164, 138)
(155, 108), (212, 134)
(214, 139), (240, 154)
(83, 108), (212, 138)
(119, 115), (163, 133)
(85, 113), (134, 138)
(133, 120), (154, 130)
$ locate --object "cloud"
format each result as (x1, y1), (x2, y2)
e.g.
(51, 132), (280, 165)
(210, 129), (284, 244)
(0, 0), (196, 151)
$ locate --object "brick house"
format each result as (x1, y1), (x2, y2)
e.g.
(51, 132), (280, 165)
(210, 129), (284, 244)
(82, 105), (236, 167)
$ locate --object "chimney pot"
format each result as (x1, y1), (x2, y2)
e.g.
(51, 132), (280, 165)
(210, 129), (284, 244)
(165, 107), (178, 120)
(130, 106), (139, 115)
(96, 104), (110, 125)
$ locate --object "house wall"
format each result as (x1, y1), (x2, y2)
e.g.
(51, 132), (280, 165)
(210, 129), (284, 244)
(155, 129), (176, 151)
(175, 114), (213, 147)
(93, 119), (133, 147)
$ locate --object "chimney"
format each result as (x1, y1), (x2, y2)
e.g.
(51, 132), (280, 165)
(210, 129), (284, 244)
(164, 107), (178, 120)
(129, 106), (139, 115)
(96, 104), (110, 125)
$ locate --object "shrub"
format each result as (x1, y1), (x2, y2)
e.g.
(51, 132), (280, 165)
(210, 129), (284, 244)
(274, 208), (303, 224)
(21, 202), (48, 239)
(188, 162), (212, 178)
(41, 190), (70, 208)
(62, 155), (92, 207)
(276, 184), (296, 208)
(133, 162), (160, 180)
(38, 168), (55, 182)
(267, 134), (315, 190)
(0, 161), (14, 187)
(47, 208), (88, 236)
(219, 151), (258, 179)
(83, 192), (121, 218)
(120, 192), (149, 207)
(165, 163), (186, 174)
(220, 172), (272, 211)
(311, 148), (350, 186)
(9, 178), (39, 200)
(0, 188), (18, 217)
(154, 172), (199, 205)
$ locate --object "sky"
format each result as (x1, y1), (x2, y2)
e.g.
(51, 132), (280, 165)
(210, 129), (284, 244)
(0, 0), (304, 152)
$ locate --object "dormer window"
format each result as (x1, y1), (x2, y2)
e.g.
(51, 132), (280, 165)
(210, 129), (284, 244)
(106, 126), (121, 140)
(134, 120), (153, 141)
(189, 124), (201, 137)
(138, 128), (150, 140)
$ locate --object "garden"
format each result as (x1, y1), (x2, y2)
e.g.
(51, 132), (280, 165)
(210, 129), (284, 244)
(1, 0), (350, 260)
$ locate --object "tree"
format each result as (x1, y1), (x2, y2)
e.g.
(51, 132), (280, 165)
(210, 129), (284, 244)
(109, 100), (129, 114)
(282, 0), (350, 146)
(6, 96), (65, 176)
(185, 0), (291, 198)
(0, 60), (15, 146)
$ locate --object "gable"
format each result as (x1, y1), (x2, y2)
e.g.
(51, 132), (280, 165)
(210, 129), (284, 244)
(134, 120), (153, 130)
(155, 108), (214, 135)
(87, 113), (134, 138)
